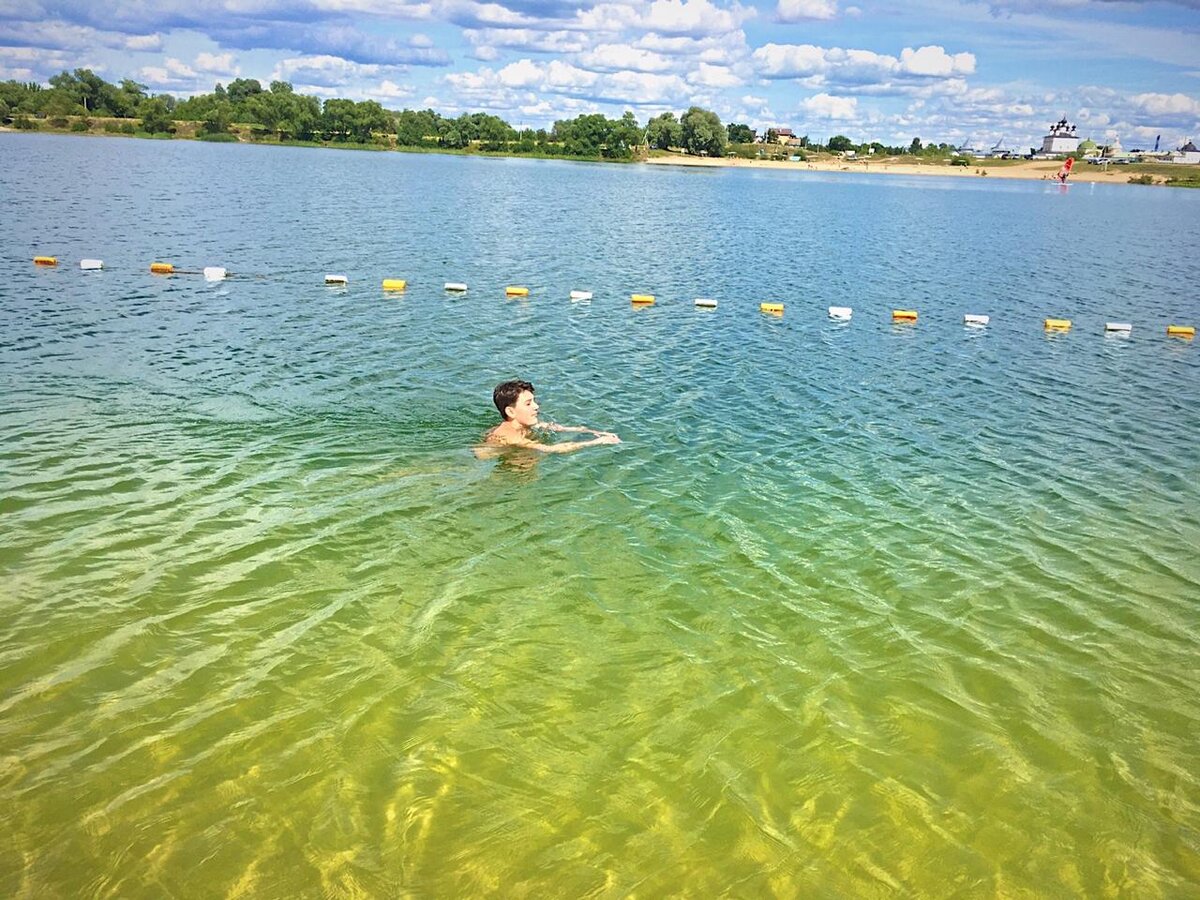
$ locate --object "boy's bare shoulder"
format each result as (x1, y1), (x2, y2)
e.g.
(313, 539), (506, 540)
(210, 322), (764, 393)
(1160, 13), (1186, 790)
(483, 424), (510, 445)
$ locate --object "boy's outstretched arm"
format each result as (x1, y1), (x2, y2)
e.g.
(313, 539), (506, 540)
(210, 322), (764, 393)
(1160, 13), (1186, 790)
(512, 433), (620, 454)
(542, 423), (617, 437)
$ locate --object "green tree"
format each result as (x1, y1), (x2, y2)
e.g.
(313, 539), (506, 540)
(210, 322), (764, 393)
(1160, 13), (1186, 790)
(101, 79), (144, 117)
(321, 98), (356, 140)
(680, 106), (726, 157)
(646, 111), (681, 150)
(909, 137), (922, 154)
(226, 78), (263, 107)
(138, 97), (173, 133)
(42, 89), (81, 117)
(320, 98), (390, 142)
(827, 134), (854, 152)
(290, 94), (321, 140)
(613, 111), (642, 157)
(395, 108), (442, 146)
(49, 69), (107, 113)
(352, 100), (391, 142)
(726, 122), (754, 143)
(550, 113), (638, 158)
(202, 99), (233, 135)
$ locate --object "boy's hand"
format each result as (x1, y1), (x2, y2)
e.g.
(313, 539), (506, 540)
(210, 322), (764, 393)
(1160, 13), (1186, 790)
(594, 433), (621, 445)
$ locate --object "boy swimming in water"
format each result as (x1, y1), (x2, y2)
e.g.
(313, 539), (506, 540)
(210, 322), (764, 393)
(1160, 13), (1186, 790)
(483, 379), (620, 453)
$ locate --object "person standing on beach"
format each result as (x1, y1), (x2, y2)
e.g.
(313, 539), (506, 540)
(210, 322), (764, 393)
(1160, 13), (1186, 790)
(482, 379), (620, 454)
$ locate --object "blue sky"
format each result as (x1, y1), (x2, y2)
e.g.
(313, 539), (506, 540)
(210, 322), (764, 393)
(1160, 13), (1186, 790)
(2, 0), (1198, 149)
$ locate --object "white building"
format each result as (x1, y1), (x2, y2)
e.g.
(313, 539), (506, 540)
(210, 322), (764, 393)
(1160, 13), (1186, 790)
(1041, 118), (1080, 154)
(1171, 141), (1200, 165)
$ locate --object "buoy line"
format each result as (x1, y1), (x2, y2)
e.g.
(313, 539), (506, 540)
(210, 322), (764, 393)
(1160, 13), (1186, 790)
(27, 256), (1196, 338)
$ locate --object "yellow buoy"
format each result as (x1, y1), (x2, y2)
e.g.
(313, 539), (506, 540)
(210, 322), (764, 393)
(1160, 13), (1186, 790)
(150, 262), (174, 274)
(760, 302), (784, 315)
(382, 279), (407, 291)
(506, 286), (529, 296)
(34, 256), (57, 266)
(1167, 324), (1195, 337)
(892, 309), (918, 321)
(1044, 318), (1071, 331)
(631, 294), (655, 305)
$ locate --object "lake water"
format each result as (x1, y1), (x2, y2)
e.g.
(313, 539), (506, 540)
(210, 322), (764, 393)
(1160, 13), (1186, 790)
(2, 132), (1199, 896)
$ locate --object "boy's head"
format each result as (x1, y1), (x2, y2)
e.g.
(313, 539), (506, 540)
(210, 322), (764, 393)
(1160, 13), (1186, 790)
(493, 379), (538, 424)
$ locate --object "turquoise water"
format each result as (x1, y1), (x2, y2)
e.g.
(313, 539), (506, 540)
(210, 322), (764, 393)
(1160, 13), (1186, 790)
(2, 132), (1199, 896)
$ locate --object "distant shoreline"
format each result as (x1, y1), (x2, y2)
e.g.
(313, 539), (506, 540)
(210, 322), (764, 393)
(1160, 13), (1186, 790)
(642, 152), (1184, 185)
(2, 124), (1193, 186)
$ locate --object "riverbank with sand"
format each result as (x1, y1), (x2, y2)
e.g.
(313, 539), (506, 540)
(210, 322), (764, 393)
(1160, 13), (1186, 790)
(643, 151), (1187, 185)
(5, 123), (1194, 184)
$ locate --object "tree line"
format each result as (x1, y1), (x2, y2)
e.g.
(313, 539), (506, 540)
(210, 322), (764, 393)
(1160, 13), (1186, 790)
(0, 70), (650, 158)
(3, 68), (949, 160)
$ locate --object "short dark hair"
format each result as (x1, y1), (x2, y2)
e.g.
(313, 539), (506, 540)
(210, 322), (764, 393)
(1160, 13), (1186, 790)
(493, 379), (534, 420)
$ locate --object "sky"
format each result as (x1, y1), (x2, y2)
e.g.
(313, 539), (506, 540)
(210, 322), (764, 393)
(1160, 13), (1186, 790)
(1, 0), (1198, 150)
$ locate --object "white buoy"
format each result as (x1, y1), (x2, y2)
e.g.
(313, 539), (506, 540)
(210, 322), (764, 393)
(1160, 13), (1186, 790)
(79, 259), (103, 270)
(964, 314), (990, 326)
(694, 298), (718, 308)
(829, 306), (852, 320)
(569, 290), (592, 301)
(204, 267), (227, 281)
(325, 274), (347, 285)
(445, 282), (468, 292)
(1105, 322), (1132, 333)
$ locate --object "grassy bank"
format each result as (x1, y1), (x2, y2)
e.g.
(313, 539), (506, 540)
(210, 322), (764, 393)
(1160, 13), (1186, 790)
(1, 115), (633, 165)
(6, 116), (1198, 184)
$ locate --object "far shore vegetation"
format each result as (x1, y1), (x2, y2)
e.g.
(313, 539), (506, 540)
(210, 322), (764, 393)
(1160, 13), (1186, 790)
(3, 68), (1197, 187)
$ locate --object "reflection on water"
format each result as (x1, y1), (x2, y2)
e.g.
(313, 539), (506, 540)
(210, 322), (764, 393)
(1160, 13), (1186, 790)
(1, 133), (1199, 896)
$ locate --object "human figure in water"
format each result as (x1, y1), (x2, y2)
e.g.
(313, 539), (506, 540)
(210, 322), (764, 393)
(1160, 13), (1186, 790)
(481, 379), (620, 454)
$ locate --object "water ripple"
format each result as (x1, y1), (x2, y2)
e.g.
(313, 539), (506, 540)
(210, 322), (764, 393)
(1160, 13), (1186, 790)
(2, 134), (1199, 897)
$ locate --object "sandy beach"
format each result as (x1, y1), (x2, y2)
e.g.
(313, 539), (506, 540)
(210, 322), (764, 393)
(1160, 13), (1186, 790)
(643, 152), (1165, 184)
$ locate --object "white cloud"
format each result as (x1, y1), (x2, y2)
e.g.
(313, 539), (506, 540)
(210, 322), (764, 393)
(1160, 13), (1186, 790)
(311, 0), (434, 15)
(374, 79), (414, 99)
(1130, 92), (1200, 117)
(753, 42), (975, 86)
(497, 58), (543, 87)
(577, 44), (674, 74)
(0, 46), (77, 81)
(438, 0), (541, 28)
(776, 0), (838, 22)
(194, 52), (238, 76)
(641, 0), (754, 37)
(139, 57), (198, 87)
(544, 59), (600, 90)
(271, 54), (405, 88)
(693, 62), (743, 88)
(576, 2), (642, 34)
(899, 46), (975, 77)
(752, 43), (828, 78)
(1, 20), (163, 53)
(606, 69), (690, 102)
(801, 92), (856, 119)
(633, 31), (751, 66)
(461, 26), (592, 59)
(125, 34), (164, 52)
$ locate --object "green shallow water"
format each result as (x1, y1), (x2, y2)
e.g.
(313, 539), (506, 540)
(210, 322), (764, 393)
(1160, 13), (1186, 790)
(2, 133), (1199, 896)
